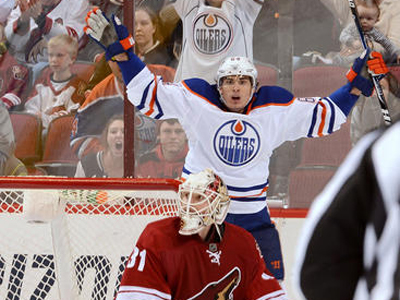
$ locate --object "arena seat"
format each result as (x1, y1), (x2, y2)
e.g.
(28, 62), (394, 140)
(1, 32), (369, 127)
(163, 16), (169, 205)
(388, 65), (400, 82)
(298, 120), (352, 167)
(288, 167), (337, 208)
(293, 65), (348, 97)
(288, 119), (351, 208)
(35, 115), (78, 176)
(10, 112), (42, 165)
(254, 61), (279, 87)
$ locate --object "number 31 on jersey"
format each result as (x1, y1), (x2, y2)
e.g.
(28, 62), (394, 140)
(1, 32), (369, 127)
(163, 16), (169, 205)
(126, 246), (146, 271)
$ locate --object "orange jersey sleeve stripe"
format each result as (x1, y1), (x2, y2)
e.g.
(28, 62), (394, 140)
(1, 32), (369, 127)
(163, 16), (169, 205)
(317, 101), (327, 137)
(144, 74), (158, 117)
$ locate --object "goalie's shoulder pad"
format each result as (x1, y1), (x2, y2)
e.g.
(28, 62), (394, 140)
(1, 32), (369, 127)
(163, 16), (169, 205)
(182, 78), (222, 107)
(251, 85), (294, 109)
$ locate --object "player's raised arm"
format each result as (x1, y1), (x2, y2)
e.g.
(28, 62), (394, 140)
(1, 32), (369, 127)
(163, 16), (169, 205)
(323, 49), (388, 117)
(84, 8), (142, 83)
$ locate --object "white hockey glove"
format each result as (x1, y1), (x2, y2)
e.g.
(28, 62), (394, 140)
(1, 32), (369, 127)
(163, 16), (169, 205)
(84, 8), (135, 61)
(346, 49), (388, 96)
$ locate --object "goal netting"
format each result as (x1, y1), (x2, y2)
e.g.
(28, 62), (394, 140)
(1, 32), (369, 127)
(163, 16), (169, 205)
(0, 177), (180, 300)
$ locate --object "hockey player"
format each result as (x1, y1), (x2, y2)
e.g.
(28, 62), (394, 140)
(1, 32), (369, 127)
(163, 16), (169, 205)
(84, 8), (389, 280)
(172, 0), (263, 83)
(294, 119), (400, 300)
(116, 168), (287, 300)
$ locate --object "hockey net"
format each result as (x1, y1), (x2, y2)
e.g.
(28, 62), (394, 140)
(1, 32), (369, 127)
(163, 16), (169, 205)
(0, 177), (180, 300)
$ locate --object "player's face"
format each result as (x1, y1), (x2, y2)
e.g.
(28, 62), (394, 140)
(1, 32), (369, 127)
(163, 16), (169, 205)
(159, 121), (187, 156)
(134, 10), (156, 49)
(219, 76), (254, 113)
(48, 44), (74, 74)
(106, 120), (124, 157)
(180, 191), (210, 214)
(358, 6), (379, 32)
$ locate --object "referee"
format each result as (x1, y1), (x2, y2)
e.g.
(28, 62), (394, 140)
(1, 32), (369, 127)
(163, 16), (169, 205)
(294, 119), (400, 300)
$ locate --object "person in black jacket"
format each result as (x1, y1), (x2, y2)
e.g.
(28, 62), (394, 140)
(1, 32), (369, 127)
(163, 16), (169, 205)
(74, 115), (124, 178)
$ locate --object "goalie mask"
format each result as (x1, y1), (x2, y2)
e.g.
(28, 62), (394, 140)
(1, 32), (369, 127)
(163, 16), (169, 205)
(217, 56), (258, 107)
(178, 168), (230, 236)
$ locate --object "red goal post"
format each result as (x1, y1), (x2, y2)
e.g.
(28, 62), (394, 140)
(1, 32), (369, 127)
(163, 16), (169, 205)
(0, 177), (180, 300)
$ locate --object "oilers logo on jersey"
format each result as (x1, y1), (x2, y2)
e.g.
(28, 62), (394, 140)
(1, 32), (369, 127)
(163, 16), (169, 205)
(193, 13), (232, 55)
(213, 120), (260, 167)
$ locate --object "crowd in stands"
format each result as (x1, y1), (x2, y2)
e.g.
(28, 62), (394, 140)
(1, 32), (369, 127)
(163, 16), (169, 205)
(0, 0), (399, 209)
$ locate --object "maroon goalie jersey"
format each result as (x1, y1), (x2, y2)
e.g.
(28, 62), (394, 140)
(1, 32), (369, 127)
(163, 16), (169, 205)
(116, 217), (287, 300)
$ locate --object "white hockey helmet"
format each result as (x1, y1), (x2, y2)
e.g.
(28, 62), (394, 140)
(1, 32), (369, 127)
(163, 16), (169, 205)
(217, 56), (258, 89)
(178, 168), (230, 236)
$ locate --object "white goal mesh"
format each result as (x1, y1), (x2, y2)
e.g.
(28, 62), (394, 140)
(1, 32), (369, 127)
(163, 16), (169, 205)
(0, 177), (180, 300)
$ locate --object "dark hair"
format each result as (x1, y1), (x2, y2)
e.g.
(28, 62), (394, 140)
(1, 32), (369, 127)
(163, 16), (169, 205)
(157, 118), (181, 135)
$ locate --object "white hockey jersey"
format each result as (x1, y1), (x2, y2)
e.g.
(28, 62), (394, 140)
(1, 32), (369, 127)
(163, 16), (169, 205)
(25, 73), (85, 128)
(5, 0), (89, 64)
(126, 64), (357, 218)
(173, 0), (263, 83)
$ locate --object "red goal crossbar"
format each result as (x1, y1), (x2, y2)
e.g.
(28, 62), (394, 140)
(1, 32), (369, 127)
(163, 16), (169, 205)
(0, 176), (181, 190)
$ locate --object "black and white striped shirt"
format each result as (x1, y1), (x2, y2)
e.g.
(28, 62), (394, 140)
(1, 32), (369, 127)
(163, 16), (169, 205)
(294, 120), (400, 300)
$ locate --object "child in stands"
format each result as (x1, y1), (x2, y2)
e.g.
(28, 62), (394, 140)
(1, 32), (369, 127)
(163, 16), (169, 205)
(24, 34), (86, 134)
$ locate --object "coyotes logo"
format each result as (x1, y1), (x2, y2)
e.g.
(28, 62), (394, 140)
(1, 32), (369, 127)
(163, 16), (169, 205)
(188, 267), (241, 300)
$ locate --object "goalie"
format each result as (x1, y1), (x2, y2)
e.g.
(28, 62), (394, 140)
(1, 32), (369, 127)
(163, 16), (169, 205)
(116, 168), (287, 300)
(84, 8), (389, 281)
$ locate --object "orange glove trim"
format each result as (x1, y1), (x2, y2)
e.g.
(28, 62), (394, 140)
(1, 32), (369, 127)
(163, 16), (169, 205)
(120, 35), (135, 50)
(346, 68), (357, 82)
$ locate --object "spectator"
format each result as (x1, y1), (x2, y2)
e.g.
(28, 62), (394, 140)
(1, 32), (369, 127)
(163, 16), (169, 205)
(75, 114), (123, 177)
(24, 34), (86, 134)
(337, 0), (400, 64)
(0, 0), (15, 25)
(350, 73), (400, 145)
(70, 59), (157, 160)
(135, 6), (174, 66)
(0, 8), (30, 110)
(0, 103), (27, 175)
(313, 0), (400, 66)
(136, 118), (188, 179)
(5, 0), (89, 78)
(319, 0), (400, 49)
(294, 119), (400, 300)
(171, 0), (263, 83)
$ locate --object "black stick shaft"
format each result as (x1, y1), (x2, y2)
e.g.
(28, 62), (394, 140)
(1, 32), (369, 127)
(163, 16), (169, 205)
(347, 0), (392, 125)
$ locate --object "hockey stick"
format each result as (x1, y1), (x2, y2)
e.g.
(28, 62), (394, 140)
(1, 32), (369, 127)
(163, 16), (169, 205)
(347, 0), (392, 126)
